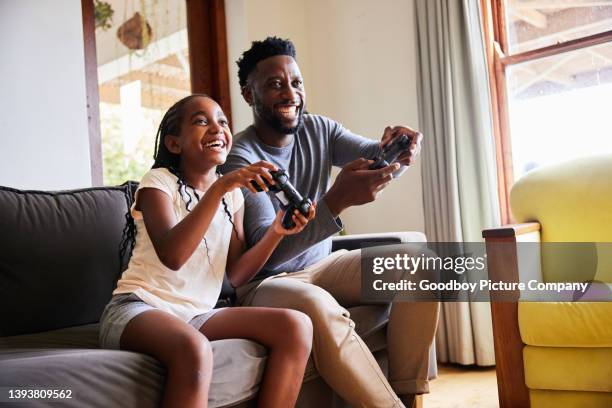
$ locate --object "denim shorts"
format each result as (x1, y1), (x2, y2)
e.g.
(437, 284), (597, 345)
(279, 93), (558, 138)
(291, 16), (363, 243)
(98, 293), (221, 350)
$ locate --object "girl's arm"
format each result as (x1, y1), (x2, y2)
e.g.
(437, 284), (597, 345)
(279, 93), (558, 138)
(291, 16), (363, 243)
(225, 201), (316, 288)
(140, 162), (276, 270)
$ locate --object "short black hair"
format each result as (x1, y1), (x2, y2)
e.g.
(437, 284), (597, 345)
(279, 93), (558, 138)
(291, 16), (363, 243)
(237, 36), (296, 87)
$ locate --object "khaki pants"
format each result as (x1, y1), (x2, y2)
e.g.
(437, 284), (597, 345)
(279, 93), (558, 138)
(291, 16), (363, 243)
(236, 249), (439, 408)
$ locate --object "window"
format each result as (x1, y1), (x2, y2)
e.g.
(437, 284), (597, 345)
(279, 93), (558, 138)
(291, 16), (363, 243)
(482, 0), (612, 222)
(95, 0), (191, 185)
(507, 43), (612, 178)
(82, 0), (232, 186)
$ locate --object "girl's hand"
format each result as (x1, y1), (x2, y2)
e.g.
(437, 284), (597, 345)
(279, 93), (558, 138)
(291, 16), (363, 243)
(216, 161), (277, 194)
(271, 202), (317, 236)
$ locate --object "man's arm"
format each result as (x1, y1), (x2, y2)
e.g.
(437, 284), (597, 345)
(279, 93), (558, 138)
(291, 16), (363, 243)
(331, 120), (421, 175)
(323, 159), (400, 217)
(328, 118), (381, 167)
(323, 117), (402, 216)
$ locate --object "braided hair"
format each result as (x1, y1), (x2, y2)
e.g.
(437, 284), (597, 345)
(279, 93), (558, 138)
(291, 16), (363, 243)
(119, 94), (240, 269)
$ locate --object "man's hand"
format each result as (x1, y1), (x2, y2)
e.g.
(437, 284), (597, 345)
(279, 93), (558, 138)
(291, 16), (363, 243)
(323, 158), (400, 217)
(380, 125), (423, 166)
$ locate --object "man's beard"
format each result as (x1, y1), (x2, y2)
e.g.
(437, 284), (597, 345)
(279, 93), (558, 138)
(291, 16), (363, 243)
(254, 97), (304, 135)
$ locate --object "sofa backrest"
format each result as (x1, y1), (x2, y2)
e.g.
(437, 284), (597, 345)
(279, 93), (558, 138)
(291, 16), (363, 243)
(511, 154), (612, 283)
(0, 184), (135, 336)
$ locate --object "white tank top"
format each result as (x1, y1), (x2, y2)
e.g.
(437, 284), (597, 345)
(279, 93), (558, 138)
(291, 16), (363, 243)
(114, 168), (243, 322)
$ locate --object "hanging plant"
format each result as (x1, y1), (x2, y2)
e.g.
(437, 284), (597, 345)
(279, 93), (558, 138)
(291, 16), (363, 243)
(116, 12), (153, 50)
(94, 0), (114, 31)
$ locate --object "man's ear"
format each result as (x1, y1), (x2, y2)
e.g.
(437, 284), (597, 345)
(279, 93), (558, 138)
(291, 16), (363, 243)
(164, 134), (181, 154)
(241, 86), (254, 106)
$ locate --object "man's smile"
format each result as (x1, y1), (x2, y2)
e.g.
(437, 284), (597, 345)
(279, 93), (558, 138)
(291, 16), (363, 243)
(275, 104), (300, 120)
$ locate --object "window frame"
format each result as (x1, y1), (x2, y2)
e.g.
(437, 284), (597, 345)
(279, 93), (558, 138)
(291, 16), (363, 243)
(481, 0), (612, 224)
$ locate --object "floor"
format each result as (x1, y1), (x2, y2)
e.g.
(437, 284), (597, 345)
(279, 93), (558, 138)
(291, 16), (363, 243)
(423, 364), (499, 408)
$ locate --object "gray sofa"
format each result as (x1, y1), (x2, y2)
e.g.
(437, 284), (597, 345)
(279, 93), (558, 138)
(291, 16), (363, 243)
(0, 183), (436, 407)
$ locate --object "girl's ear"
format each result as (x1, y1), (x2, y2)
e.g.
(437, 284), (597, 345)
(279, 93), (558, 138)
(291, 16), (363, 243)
(241, 86), (254, 106)
(164, 134), (181, 154)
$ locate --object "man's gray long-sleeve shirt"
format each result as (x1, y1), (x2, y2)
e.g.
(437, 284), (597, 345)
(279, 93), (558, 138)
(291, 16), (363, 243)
(221, 114), (380, 279)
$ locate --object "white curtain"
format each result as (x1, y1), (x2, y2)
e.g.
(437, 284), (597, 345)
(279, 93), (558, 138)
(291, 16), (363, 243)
(414, 0), (499, 366)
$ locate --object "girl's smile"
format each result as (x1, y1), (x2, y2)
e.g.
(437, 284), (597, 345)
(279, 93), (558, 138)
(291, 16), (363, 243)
(203, 138), (227, 151)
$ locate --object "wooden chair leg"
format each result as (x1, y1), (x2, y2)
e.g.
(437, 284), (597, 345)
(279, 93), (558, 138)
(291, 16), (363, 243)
(484, 231), (535, 408)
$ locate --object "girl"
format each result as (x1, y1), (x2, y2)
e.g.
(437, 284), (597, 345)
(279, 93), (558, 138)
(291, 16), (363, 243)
(99, 94), (316, 408)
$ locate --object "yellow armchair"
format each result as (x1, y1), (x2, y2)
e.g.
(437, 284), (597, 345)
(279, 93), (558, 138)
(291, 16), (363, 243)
(483, 155), (612, 408)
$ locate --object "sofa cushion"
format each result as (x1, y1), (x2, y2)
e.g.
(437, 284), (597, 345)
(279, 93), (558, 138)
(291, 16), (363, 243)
(519, 302), (612, 347)
(529, 389), (612, 408)
(0, 348), (164, 408)
(523, 346), (612, 393)
(0, 304), (394, 387)
(0, 324), (266, 408)
(0, 185), (134, 336)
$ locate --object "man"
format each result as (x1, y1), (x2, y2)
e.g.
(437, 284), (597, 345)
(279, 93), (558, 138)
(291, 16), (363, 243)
(222, 37), (439, 408)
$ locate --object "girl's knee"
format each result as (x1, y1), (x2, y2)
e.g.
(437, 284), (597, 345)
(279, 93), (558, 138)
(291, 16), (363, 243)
(173, 332), (213, 370)
(279, 310), (313, 356)
(290, 310), (313, 340)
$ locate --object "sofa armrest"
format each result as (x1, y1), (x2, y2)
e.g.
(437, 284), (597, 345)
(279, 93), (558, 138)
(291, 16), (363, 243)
(482, 223), (541, 408)
(331, 231), (426, 252)
(482, 222), (540, 239)
(482, 222), (541, 286)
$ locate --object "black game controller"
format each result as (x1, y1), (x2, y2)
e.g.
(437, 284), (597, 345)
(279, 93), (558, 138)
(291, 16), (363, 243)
(369, 134), (413, 170)
(251, 169), (313, 229)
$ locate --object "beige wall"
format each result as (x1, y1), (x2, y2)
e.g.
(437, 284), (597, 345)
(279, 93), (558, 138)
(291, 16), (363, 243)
(225, 0), (425, 234)
(0, 0), (91, 190)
